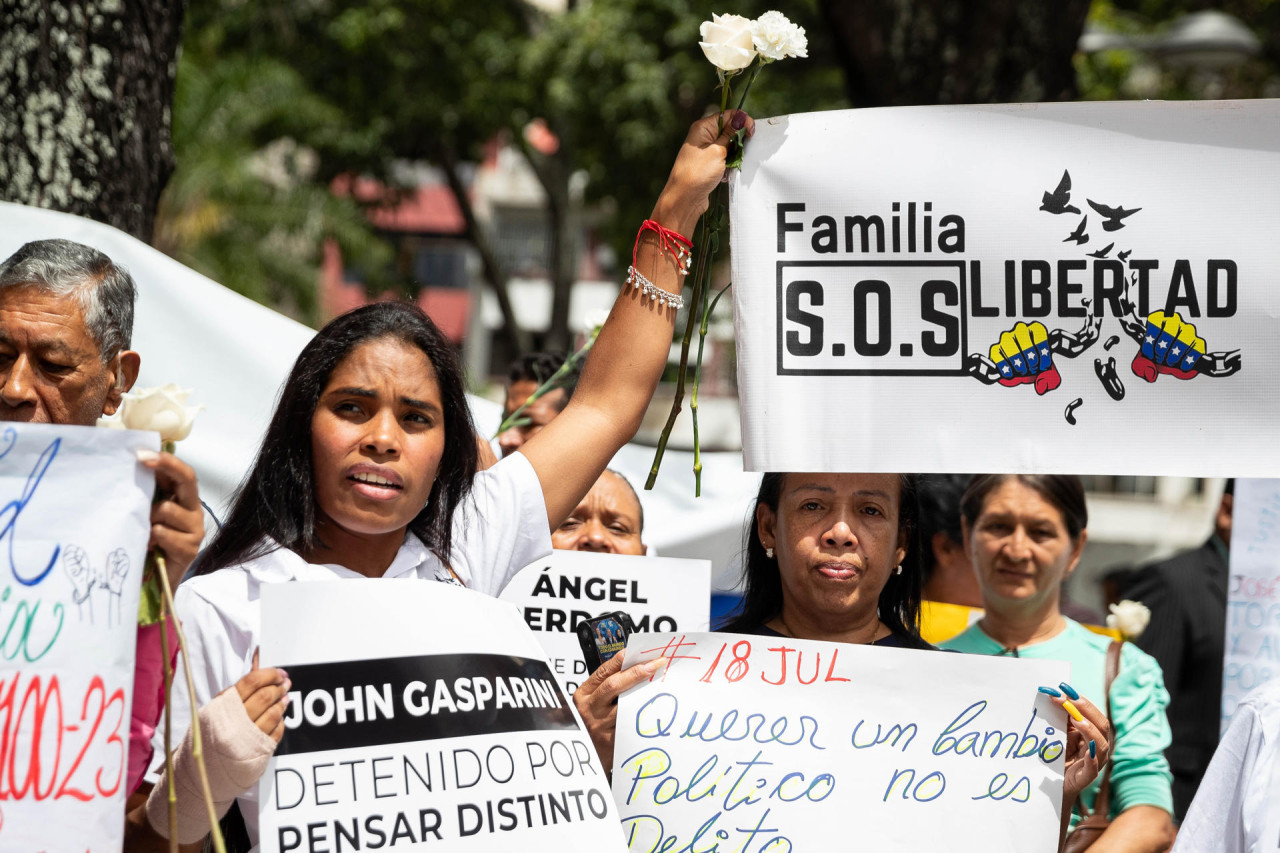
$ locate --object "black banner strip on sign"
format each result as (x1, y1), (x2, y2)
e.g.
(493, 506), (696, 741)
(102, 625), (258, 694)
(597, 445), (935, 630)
(275, 653), (577, 756)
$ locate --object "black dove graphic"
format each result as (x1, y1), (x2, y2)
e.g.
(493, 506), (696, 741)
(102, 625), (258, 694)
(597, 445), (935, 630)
(1088, 199), (1142, 232)
(1040, 170), (1080, 215)
(1064, 216), (1089, 245)
(1087, 242), (1115, 259)
(1118, 249), (1132, 262)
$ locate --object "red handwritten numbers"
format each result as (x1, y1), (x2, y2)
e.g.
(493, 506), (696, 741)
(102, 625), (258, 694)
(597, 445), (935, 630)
(0, 672), (125, 803)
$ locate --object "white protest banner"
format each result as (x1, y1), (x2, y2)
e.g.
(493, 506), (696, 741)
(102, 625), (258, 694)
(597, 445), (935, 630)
(258, 579), (625, 852)
(500, 551), (711, 694)
(1222, 478), (1280, 729)
(613, 632), (1069, 852)
(730, 101), (1280, 475)
(0, 423), (156, 850)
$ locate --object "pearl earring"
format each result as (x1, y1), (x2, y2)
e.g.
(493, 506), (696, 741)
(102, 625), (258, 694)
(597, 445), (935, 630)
(894, 564), (903, 576)
(765, 547), (775, 559)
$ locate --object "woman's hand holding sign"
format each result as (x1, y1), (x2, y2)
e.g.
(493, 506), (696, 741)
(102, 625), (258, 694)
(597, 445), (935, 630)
(574, 653), (666, 775)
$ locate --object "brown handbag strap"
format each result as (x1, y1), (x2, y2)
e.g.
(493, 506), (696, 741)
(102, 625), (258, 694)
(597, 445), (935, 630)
(1077, 640), (1123, 819)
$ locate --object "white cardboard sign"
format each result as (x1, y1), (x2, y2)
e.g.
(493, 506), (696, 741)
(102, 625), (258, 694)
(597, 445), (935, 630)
(500, 551), (711, 694)
(1222, 478), (1280, 729)
(0, 424), (156, 850)
(730, 101), (1280, 475)
(613, 632), (1070, 852)
(258, 580), (625, 852)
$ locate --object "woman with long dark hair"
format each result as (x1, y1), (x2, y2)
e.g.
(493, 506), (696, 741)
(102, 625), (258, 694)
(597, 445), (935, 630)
(942, 474), (1175, 852)
(132, 112), (757, 852)
(719, 471), (930, 648)
(576, 470), (1113, 851)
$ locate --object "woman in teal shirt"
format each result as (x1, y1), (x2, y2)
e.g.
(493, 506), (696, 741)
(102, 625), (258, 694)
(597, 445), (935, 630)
(942, 474), (1175, 852)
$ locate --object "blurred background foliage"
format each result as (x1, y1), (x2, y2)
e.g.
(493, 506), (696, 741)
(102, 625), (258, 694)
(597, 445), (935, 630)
(156, 0), (1278, 331)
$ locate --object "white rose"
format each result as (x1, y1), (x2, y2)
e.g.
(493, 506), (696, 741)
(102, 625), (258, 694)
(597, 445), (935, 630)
(752, 11), (808, 61)
(582, 308), (611, 337)
(98, 383), (202, 442)
(699, 13), (757, 72)
(1106, 600), (1151, 639)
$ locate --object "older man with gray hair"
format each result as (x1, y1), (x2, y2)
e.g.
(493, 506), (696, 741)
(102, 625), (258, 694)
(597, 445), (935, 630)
(0, 237), (205, 800)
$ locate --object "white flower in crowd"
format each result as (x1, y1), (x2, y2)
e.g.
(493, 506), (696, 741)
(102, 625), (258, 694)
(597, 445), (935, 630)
(752, 11), (808, 61)
(99, 383), (202, 442)
(699, 13), (757, 72)
(1107, 599), (1151, 639)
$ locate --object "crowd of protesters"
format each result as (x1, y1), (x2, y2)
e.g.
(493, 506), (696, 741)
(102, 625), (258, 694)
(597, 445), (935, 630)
(0, 109), (1261, 853)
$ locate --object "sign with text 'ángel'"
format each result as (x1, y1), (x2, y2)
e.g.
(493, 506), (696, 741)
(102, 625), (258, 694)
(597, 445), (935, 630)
(614, 633), (1070, 852)
(0, 424), (157, 851)
(258, 580), (625, 852)
(731, 101), (1280, 475)
(501, 551), (711, 694)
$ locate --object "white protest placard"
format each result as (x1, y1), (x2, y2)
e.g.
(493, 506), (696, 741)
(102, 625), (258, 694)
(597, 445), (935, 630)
(730, 101), (1280, 475)
(258, 579), (625, 852)
(1222, 478), (1280, 729)
(500, 551), (711, 694)
(0, 423), (156, 850)
(613, 632), (1070, 852)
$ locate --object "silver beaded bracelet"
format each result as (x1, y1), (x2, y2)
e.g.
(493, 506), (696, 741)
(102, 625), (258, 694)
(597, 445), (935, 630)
(626, 265), (685, 309)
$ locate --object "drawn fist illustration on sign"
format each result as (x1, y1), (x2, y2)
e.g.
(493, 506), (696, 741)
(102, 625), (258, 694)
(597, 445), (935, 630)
(1123, 309), (1241, 383)
(965, 310), (1101, 395)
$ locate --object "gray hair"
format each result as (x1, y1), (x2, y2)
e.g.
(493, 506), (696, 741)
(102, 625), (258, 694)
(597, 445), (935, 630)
(0, 239), (136, 360)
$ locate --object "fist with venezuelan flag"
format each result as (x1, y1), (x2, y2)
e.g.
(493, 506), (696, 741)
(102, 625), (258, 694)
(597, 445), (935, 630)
(1132, 310), (1206, 382)
(989, 321), (1061, 395)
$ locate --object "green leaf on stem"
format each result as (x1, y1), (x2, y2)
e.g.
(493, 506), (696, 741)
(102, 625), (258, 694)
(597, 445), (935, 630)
(137, 557), (165, 626)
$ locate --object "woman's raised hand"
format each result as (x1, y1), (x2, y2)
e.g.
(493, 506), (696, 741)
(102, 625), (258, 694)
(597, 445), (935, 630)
(651, 110), (756, 237)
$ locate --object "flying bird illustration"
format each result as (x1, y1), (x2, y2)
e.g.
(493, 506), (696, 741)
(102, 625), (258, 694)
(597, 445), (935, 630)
(1064, 216), (1089, 245)
(1118, 249), (1132, 262)
(1088, 242), (1115, 259)
(1088, 199), (1142, 232)
(1040, 170), (1081, 215)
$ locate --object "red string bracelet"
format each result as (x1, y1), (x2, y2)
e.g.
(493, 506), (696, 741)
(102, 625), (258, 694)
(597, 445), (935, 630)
(632, 219), (692, 276)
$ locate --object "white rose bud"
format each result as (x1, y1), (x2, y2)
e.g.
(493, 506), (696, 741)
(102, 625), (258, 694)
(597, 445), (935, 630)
(752, 11), (808, 61)
(699, 13), (757, 72)
(1106, 600), (1151, 639)
(98, 383), (202, 442)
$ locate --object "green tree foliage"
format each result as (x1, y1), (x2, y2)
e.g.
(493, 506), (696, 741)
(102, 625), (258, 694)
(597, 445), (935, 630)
(155, 49), (390, 321)
(167, 0), (845, 342)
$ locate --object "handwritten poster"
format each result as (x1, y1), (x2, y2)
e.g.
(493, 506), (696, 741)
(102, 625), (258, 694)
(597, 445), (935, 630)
(501, 551), (711, 694)
(258, 580), (625, 852)
(1222, 478), (1280, 729)
(0, 424), (157, 850)
(731, 101), (1280, 475)
(614, 632), (1070, 852)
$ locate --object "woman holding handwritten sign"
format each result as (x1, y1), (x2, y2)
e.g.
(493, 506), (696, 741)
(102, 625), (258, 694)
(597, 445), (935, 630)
(578, 471), (1112, 848)
(127, 112), (754, 851)
(942, 475), (1175, 852)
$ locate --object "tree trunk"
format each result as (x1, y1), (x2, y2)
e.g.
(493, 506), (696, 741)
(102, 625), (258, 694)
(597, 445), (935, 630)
(820, 0), (1091, 107)
(0, 0), (184, 243)
(521, 143), (576, 353)
(433, 141), (530, 358)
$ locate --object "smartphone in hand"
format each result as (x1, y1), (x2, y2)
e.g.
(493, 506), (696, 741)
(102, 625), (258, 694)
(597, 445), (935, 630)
(577, 611), (636, 672)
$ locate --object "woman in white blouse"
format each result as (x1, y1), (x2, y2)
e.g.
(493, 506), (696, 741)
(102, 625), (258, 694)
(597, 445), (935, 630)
(127, 111), (756, 852)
